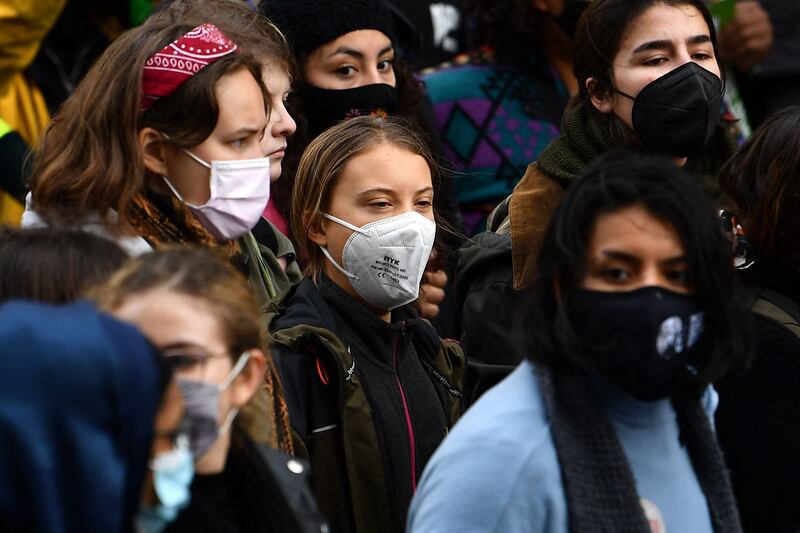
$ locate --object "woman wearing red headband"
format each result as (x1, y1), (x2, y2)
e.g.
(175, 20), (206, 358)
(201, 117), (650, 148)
(24, 14), (293, 445)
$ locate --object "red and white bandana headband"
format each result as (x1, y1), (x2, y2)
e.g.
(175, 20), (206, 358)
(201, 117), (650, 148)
(141, 23), (238, 112)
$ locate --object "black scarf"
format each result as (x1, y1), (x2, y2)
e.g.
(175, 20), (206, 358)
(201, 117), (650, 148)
(535, 364), (742, 533)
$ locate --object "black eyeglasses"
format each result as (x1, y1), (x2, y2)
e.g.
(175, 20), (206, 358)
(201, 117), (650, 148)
(162, 346), (231, 373)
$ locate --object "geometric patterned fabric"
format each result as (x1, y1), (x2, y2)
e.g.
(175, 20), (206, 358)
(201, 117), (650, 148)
(421, 47), (569, 233)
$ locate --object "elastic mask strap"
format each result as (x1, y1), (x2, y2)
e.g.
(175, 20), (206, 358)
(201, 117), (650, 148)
(161, 176), (186, 203)
(182, 149), (212, 169)
(218, 351), (251, 391)
(320, 245), (358, 281)
(322, 212), (368, 234)
(614, 88), (637, 101)
(219, 406), (240, 437)
(160, 133), (212, 169)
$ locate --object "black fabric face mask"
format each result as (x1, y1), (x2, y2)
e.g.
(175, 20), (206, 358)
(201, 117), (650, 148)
(567, 286), (706, 401)
(299, 83), (398, 138)
(557, 0), (591, 39)
(616, 62), (723, 158)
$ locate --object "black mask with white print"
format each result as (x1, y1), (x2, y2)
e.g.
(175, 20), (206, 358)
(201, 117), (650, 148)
(568, 286), (705, 401)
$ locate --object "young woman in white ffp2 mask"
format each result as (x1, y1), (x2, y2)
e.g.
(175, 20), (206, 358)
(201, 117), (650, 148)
(268, 115), (465, 533)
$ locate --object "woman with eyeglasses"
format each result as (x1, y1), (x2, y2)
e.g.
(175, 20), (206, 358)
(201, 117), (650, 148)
(91, 247), (326, 533)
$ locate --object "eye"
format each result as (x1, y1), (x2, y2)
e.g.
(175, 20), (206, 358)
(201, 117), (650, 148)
(369, 201), (392, 208)
(164, 352), (205, 371)
(336, 65), (356, 77)
(643, 56), (668, 66)
(666, 268), (691, 284)
(601, 267), (630, 283)
(230, 138), (246, 148)
(691, 52), (713, 61)
(377, 59), (394, 72)
(415, 199), (433, 209)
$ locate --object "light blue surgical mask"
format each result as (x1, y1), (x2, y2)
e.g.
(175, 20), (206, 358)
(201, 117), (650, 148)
(137, 435), (194, 533)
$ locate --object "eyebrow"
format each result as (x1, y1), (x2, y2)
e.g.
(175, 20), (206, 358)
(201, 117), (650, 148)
(227, 126), (263, 137)
(327, 45), (394, 61)
(159, 340), (209, 350)
(598, 250), (688, 265)
(357, 186), (434, 196)
(632, 34), (711, 54)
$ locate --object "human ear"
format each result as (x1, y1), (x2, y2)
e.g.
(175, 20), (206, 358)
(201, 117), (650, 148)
(305, 209), (327, 248)
(230, 349), (266, 408)
(139, 127), (171, 176)
(587, 77), (613, 114)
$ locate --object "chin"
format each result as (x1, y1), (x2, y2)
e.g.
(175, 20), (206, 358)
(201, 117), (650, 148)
(270, 165), (282, 182)
(194, 437), (230, 474)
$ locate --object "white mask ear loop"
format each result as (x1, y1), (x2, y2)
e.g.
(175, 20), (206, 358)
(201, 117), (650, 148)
(181, 149), (212, 169)
(320, 245), (359, 281)
(219, 351), (251, 391)
(158, 133), (212, 202)
(217, 351), (251, 437)
(322, 212), (368, 234)
(319, 213), (365, 281)
(162, 175), (187, 203)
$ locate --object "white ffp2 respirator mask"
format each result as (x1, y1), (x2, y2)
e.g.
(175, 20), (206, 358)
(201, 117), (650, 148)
(163, 149), (270, 240)
(319, 211), (437, 311)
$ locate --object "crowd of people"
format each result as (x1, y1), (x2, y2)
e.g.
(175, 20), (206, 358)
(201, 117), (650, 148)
(0, 0), (798, 532)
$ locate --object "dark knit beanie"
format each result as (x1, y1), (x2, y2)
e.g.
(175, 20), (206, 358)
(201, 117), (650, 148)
(259, 0), (397, 59)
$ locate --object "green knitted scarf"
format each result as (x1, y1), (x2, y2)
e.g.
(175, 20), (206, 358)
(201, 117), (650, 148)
(537, 102), (737, 190)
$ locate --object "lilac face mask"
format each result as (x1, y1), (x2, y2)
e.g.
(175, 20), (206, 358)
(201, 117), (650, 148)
(163, 150), (271, 240)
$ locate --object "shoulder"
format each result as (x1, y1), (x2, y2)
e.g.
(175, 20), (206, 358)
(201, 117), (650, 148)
(408, 362), (566, 533)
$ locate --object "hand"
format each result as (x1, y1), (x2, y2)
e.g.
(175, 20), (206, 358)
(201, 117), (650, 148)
(719, 0), (774, 73)
(417, 269), (447, 319)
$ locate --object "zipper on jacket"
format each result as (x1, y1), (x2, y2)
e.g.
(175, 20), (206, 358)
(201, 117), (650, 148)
(392, 322), (417, 493)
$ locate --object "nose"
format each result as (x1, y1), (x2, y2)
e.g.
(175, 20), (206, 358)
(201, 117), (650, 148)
(640, 265), (668, 290)
(362, 66), (383, 86)
(271, 105), (297, 138)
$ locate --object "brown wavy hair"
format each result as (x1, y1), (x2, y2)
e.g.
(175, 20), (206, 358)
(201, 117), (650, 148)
(91, 246), (263, 357)
(149, 0), (295, 76)
(29, 20), (268, 231)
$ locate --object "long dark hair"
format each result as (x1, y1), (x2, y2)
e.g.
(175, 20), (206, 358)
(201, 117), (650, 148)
(527, 151), (752, 398)
(718, 106), (800, 269)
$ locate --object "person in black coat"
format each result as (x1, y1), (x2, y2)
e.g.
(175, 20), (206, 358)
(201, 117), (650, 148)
(715, 106), (800, 532)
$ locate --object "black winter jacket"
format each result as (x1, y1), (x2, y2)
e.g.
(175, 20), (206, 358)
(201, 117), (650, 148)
(267, 275), (464, 533)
